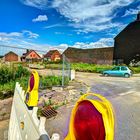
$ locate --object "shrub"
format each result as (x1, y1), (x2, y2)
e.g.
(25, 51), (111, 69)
(0, 76), (29, 99)
(15, 65), (30, 79)
(0, 65), (14, 84)
(0, 64), (29, 99)
(0, 64), (29, 85)
(40, 75), (69, 89)
(71, 63), (114, 73)
(129, 66), (140, 74)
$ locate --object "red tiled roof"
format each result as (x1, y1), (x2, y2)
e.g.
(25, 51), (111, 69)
(44, 50), (59, 58)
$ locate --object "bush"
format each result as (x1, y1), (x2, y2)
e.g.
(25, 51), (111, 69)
(0, 76), (29, 99)
(44, 63), (114, 73)
(129, 66), (140, 74)
(40, 75), (69, 89)
(71, 63), (114, 73)
(15, 65), (30, 79)
(0, 64), (29, 85)
(0, 65), (14, 84)
(0, 64), (29, 99)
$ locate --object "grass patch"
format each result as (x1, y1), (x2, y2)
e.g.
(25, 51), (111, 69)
(40, 75), (69, 89)
(71, 63), (114, 73)
(44, 62), (140, 74)
(129, 66), (140, 74)
(0, 64), (29, 85)
(0, 64), (29, 99)
(0, 76), (29, 99)
(45, 64), (62, 69)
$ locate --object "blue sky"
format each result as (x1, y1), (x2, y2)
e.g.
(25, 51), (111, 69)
(0, 0), (140, 52)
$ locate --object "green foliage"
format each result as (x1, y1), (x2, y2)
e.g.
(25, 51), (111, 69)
(129, 66), (140, 74)
(52, 101), (67, 110)
(44, 63), (114, 73)
(40, 75), (69, 89)
(45, 64), (62, 69)
(0, 76), (28, 99)
(15, 65), (30, 79)
(44, 62), (140, 74)
(0, 63), (70, 99)
(0, 65), (14, 84)
(0, 64), (29, 85)
(80, 92), (84, 95)
(44, 99), (54, 107)
(43, 60), (62, 65)
(0, 64), (29, 99)
(71, 63), (140, 74)
(71, 63), (114, 73)
(0, 81), (15, 93)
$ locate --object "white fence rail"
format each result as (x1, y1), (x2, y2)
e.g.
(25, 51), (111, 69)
(8, 82), (59, 140)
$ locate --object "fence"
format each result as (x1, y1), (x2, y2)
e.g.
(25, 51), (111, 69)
(62, 54), (71, 87)
(8, 82), (60, 140)
(0, 45), (72, 87)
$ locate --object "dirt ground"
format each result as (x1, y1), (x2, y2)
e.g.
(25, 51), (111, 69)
(0, 119), (9, 140)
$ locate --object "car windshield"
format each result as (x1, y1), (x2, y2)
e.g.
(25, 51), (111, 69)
(112, 67), (120, 71)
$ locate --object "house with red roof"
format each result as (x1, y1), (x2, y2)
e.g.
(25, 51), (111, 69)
(21, 49), (41, 62)
(44, 50), (61, 62)
(3, 51), (21, 62)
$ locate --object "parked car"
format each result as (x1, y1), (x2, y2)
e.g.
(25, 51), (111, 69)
(102, 66), (132, 78)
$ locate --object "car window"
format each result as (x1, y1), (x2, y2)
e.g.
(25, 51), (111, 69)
(112, 67), (120, 71)
(121, 67), (127, 71)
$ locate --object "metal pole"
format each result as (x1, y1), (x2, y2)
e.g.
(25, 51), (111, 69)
(68, 63), (71, 80)
(62, 54), (65, 87)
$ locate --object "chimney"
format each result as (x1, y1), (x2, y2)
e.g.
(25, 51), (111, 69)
(26, 49), (30, 53)
(137, 11), (140, 21)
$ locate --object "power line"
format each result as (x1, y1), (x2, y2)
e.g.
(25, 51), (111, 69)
(0, 45), (47, 53)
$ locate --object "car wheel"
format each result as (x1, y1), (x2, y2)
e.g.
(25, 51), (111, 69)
(124, 73), (130, 78)
(104, 73), (109, 77)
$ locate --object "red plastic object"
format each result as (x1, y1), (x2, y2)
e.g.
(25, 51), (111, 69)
(74, 100), (105, 140)
(29, 74), (34, 92)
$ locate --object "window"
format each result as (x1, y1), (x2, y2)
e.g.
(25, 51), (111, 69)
(121, 66), (127, 71)
(112, 67), (120, 71)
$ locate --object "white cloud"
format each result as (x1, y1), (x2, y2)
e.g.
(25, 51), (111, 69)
(53, 38), (114, 52)
(69, 38), (113, 49)
(20, 0), (48, 9)
(52, 0), (133, 23)
(21, 0), (137, 32)
(122, 6), (140, 17)
(52, 0), (134, 32)
(22, 30), (39, 38)
(32, 15), (48, 22)
(0, 32), (113, 55)
(44, 24), (63, 29)
(0, 31), (39, 41)
(0, 32), (22, 38)
(71, 22), (122, 33)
